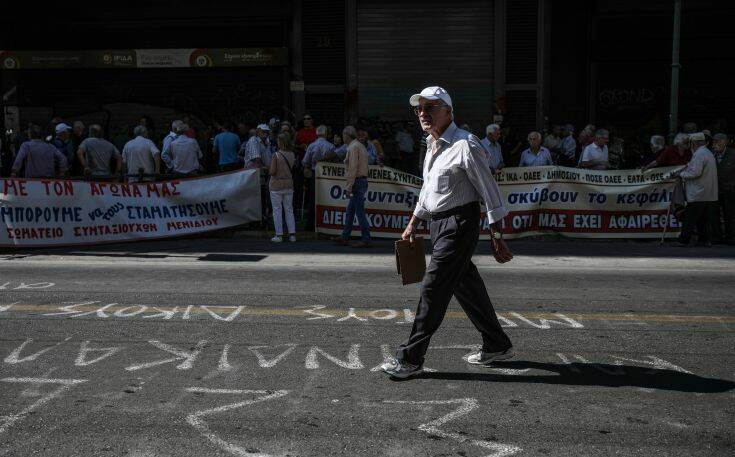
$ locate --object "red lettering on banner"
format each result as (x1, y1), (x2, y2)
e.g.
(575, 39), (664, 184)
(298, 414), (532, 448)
(90, 182), (103, 196)
(3, 179), (28, 196)
(146, 183), (160, 197)
(501, 209), (680, 234)
(7, 227), (63, 240)
(170, 181), (181, 196)
(160, 183), (173, 197)
(43, 180), (74, 196)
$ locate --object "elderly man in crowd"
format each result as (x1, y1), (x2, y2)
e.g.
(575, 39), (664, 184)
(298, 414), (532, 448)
(642, 133), (692, 170)
(77, 124), (122, 178)
(357, 127), (380, 165)
(480, 123), (504, 173)
(710, 133), (735, 244)
(71, 121), (86, 150)
(558, 124), (577, 166)
(52, 123), (75, 170)
(240, 124), (272, 169)
(519, 131), (554, 167)
(333, 126), (371, 248)
(395, 122), (416, 174)
(296, 113), (317, 159)
(162, 120), (184, 161)
(543, 125), (563, 156)
(302, 125), (336, 229)
(578, 129), (610, 170)
(162, 123), (203, 177)
(212, 123), (242, 172)
(672, 132), (719, 247)
(11, 124), (68, 178)
(122, 125), (161, 183)
(302, 125), (336, 172)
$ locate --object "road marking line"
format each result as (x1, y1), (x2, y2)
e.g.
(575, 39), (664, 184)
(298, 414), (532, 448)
(2, 303), (734, 324)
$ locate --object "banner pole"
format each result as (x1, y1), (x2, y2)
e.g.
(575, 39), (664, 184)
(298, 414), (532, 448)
(660, 199), (673, 245)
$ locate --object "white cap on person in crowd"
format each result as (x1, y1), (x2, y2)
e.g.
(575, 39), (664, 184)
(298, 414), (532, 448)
(409, 86), (453, 108)
(55, 123), (72, 134)
(257, 124), (271, 132)
(689, 132), (705, 142)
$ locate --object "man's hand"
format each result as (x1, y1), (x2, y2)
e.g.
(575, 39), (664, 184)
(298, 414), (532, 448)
(402, 222), (416, 242)
(491, 238), (513, 264)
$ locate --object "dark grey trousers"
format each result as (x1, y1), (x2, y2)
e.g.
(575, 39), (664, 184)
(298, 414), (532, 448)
(396, 205), (512, 366)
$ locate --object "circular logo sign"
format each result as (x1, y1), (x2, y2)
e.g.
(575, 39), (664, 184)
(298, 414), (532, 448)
(2, 56), (19, 69)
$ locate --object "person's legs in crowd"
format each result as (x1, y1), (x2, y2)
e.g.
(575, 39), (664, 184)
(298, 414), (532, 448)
(283, 190), (297, 241)
(270, 190), (284, 242)
(709, 198), (724, 244)
(696, 202), (712, 246)
(351, 178), (371, 246)
(219, 162), (241, 173)
(305, 175), (316, 231)
(723, 190), (735, 244)
(339, 193), (357, 243)
(677, 202), (707, 245)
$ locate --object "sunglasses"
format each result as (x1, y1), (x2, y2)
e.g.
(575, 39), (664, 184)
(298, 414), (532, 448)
(303, 117), (312, 120)
(412, 104), (448, 116)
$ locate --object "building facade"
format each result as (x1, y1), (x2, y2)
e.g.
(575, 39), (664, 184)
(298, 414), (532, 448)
(1, 0), (733, 152)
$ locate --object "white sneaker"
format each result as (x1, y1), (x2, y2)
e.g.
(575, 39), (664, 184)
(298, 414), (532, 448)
(465, 347), (515, 365)
(288, 235), (297, 242)
(380, 357), (423, 379)
(270, 236), (283, 243)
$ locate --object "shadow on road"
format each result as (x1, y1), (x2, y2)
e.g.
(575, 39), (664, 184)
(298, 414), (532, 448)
(3, 237), (735, 260)
(405, 361), (735, 393)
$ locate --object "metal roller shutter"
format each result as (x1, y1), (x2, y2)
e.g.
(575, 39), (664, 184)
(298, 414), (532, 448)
(357, 0), (494, 132)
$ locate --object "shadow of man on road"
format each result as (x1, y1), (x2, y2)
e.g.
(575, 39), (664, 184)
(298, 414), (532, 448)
(405, 361), (735, 393)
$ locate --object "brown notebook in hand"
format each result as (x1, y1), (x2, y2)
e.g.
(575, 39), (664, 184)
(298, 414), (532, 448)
(395, 237), (426, 285)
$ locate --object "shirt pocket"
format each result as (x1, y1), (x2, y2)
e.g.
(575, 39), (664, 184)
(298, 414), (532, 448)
(435, 168), (452, 194)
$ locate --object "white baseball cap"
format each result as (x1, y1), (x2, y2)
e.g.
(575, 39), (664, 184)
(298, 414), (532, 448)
(257, 123), (271, 132)
(689, 132), (705, 141)
(55, 123), (72, 134)
(409, 86), (453, 108)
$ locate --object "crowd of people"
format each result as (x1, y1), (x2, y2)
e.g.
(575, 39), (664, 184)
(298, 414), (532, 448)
(2, 112), (733, 246)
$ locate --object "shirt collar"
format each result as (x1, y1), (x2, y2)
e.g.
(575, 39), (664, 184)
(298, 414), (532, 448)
(427, 122), (458, 148)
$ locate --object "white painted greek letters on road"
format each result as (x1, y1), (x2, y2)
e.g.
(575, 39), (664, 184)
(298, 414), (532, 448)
(0, 377), (87, 434)
(126, 340), (208, 371)
(384, 398), (522, 457)
(185, 387), (289, 457)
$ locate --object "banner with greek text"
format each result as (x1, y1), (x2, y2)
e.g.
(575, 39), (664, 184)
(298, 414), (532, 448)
(0, 170), (261, 247)
(315, 164), (684, 240)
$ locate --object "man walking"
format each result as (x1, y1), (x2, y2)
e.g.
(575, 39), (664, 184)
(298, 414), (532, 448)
(673, 132), (718, 247)
(381, 86), (514, 379)
(334, 126), (371, 248)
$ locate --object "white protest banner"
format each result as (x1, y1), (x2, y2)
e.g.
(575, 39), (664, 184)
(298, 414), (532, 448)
(316, 163), (428, 238)
(0, 170), (261, 247)
(494, 165), (683, 238)
(315, 163), (684, 240)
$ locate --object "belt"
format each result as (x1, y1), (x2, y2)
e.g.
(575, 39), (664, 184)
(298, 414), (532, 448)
(355, 176), (367, 179)
(429, 201), (480, 221)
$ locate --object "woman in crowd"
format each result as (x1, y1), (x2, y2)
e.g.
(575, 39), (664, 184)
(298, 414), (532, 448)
(268, 133), (297, 243)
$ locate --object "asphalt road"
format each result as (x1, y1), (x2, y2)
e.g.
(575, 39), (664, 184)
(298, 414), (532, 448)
(1, 238), (734, 456)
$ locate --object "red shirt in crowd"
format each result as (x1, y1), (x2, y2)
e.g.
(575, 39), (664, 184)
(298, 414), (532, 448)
(656, 146), (692, 167)
(296, 127), (317, 149)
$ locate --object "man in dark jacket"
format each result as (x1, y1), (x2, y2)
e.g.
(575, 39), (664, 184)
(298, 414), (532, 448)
(711, 133), (735, 244)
